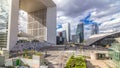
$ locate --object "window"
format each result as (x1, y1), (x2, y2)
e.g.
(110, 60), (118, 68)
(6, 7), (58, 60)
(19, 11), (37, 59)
(0, 0), (10, 47)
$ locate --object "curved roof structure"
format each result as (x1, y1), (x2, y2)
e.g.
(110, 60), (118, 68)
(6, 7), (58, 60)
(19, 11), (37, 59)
(85, 31), (120, 46)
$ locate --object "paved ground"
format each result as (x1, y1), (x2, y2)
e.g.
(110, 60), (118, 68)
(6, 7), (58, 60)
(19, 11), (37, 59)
(41, 45), (115, 68)
(86, 59), (116, 68)
(45, 50), (74, 68)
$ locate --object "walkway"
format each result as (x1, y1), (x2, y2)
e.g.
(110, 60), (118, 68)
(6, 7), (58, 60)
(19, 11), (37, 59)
(86, 59), (116, 68)
(45, 50), (74, 68)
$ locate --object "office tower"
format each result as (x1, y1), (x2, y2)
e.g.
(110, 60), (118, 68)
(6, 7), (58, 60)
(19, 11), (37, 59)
(0, 0), (9, 49)
(91, 23), (99, 35)
(72, 35), (79, 43)
(76, 23), (84, 43)
(0, 0), (56, 51)
(56, 32), (64, 45)
(62, 30), (66, 39)
(62, 23), (71, 42)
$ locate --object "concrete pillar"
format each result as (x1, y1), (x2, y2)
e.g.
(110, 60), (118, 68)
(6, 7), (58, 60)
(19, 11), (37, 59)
(46, 7), (56, 44)
(7, 0), (19, 51)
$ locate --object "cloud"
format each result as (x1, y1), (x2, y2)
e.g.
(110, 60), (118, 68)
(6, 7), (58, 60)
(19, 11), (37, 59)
(19, 10), (28, 32)
(54, 0), (120, 39)
(99, 18), (120, 33)
(53, 0), (120, 17)
(80, 12), (98, 25)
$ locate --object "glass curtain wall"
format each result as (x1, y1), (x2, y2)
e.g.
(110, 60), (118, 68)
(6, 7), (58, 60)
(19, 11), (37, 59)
(0, 0), (10, 48)
(109, 43), (120, 68)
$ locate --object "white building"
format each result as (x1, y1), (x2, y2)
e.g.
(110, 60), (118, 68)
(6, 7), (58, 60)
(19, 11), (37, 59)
(62, 23), (71, 42)
(0, 0), (56, 51)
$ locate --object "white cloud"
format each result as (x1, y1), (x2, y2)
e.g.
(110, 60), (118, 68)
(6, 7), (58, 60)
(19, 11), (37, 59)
(101, 18), (120, 27)
(54, 0), (120, 39)
(99, 18), (120, 33)
(18, 10), (28, 32)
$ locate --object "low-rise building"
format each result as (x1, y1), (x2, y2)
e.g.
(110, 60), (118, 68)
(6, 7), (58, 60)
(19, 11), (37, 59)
(109, 43), (120, 68)
(85, 31), (120, 46)
(0, 55), (5, 66)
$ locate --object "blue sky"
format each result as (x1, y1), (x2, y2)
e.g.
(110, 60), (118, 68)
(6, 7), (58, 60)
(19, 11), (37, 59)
(53, 0), (120, 39)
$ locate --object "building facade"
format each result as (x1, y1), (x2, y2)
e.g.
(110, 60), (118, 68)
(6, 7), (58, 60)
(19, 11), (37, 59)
(91, 23), (99, 35)
(76, 23), (84, 43)
(0, 0), (56, 51)
(72, 35), (79, 43)
(62, 23), (71, 42)
(0, 0), (10, 49)
(86, 32), (120, 46)
(109, 43), (120, 68)
(56, 32), (64, 45)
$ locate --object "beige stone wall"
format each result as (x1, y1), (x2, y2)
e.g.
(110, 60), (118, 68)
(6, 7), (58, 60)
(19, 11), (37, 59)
(27, 9), (47, 41)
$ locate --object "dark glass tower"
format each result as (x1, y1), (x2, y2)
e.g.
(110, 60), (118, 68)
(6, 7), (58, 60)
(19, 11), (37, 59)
(91, 23), (99, 35)
(76, 23), (84, 43)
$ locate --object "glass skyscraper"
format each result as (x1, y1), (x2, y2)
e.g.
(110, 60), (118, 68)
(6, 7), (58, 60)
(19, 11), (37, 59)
(62, 23), (70, 42)
(0, 0), (9, 48)
(91, 23), (99, 35)
(76, 23), (84, 43)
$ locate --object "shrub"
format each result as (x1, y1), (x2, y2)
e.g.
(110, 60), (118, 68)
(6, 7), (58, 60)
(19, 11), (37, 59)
(66, 55), (86, 68)
(22, 50), (42, 59)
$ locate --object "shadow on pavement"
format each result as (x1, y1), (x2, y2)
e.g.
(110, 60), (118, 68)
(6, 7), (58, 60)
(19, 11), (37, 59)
(44, 59), (55, 68)
(86, 60), (97, 68)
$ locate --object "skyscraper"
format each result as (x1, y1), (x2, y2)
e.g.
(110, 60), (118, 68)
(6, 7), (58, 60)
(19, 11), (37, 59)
(91, 23), (99, 35)
(72, 35), (79, 43)
(62, 30), (66, 39)
(76, 23), (84, 43)
(0, 0), (9, 49)
(62, 23), (71, 42)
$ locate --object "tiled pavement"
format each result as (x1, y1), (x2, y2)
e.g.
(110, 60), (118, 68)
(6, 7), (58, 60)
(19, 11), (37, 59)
(86, 59), (116, 68)
(45, 51), (73, 68)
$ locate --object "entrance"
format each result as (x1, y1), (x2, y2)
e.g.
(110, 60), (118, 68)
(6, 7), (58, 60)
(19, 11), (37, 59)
(96, 53), (106, 60)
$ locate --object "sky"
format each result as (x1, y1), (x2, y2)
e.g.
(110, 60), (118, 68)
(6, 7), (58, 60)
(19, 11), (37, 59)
(19, 0), (120, 40)
(53, 0), (120, 39)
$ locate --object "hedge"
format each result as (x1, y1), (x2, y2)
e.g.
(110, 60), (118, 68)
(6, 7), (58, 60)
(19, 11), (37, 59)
(66, 55), (86, 68)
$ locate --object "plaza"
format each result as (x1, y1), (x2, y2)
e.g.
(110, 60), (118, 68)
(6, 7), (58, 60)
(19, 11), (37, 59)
(0, 0), (119, 68)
